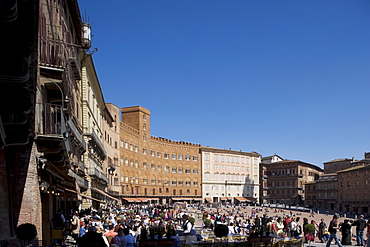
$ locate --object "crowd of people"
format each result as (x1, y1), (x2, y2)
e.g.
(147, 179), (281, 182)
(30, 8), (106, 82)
(52, 204), (370, 247)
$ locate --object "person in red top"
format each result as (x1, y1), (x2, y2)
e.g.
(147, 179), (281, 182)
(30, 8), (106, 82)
(284, 216), (291, 237)
(104, 225), (118, 244)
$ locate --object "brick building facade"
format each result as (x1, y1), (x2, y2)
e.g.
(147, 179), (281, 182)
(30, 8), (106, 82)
(264, 160), (323, 206)
(337, 165), (370, 216)
(119, 106), (202, 204)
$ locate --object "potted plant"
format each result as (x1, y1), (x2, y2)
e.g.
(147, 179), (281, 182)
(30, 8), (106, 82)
(189, 216), (195, 225)
(203, 218), (211, 228)
(15, 223), (37, 247)
(303, 224), (316, 247)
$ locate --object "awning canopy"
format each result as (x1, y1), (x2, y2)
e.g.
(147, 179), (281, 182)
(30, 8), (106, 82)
(82, 194), (104, 203)
(235, 197), (248, 202)
(192, 198), (202, 201)
(122, 197), (159, 203)
(244, 197), (257, 202)
(92, 188), (120, 201)
(204, 197), (212, 202)
(172, 197), (185, 201)
(123, 197), (137, 203)
(220, 197), (227, 200)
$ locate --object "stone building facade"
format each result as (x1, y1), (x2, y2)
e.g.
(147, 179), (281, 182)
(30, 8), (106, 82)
(81, 55), (111, 209)
(200, 147), (261, 204)
(104, 103), (121, 198)
(264, 160), (323, 205)
(119, 106), (202, 204)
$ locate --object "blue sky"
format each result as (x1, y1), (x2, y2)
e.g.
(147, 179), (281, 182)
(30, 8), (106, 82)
(78, 0), (370, 167)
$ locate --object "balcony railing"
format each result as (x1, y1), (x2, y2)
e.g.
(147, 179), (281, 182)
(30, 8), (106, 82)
(37, 103), (63, 136)
(68, 169), (89, 189)
(88, 166), (108, 183)
(85, 129), (107, 160)
(40, 36), (79, 68)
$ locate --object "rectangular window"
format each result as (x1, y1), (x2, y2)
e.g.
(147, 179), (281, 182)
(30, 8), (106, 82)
(125, 142), (129, 149)
(178, 154), (183, 160)
(185, 155), (191, 161)
(151, 164), (156, 170)
(193, 156), (198, 161)
(178, 181), (183, 186)
(164, 153), (169, 159)
(158, 165), (162, 171)
(135, 146), (138, 152)
(178, 168), (183, 174)
(214, 155), (219, 161)
(172, 168), (177, 173)
(186, 181), (191, 187)
(205, 153), (210, 161)
(215, 165), (219, 169)
(185, 168), (191, 174)
(143, 148), (147, 155)
(193, 169), (198, 174)
(221, 156), (225, 162)
(193, 181), (198, 186)
(151, 179), (156, 185)
(165, 166), (169, 171)
(172, 154), (176, 160)
(143, 179), (147, 185)
(157, 152), (161, 158)
(143, 163), (147, 169)
(172, 181), (177, 186)
(120, 140), (124, 147)
(151, 150), (155, 156)
(130, 144), (133, 151)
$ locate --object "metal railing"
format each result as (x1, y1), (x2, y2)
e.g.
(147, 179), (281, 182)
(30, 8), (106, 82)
(37, 103), (63, 136)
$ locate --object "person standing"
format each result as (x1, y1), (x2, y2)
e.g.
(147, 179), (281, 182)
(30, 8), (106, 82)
(275, 217), (285, 237)
(366, 218), (370, 247)
(104, 225), (118, 244)
(79, 226), (107, 247)
(352, 215), (367, 246)
(319, 219), (327, 243)
(122, 228), (135, 247)
(326, 214), (343, 247)
(340, 219), (352, 245)
(71, 211), (80, 243)
(182, 214), (193, 242)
